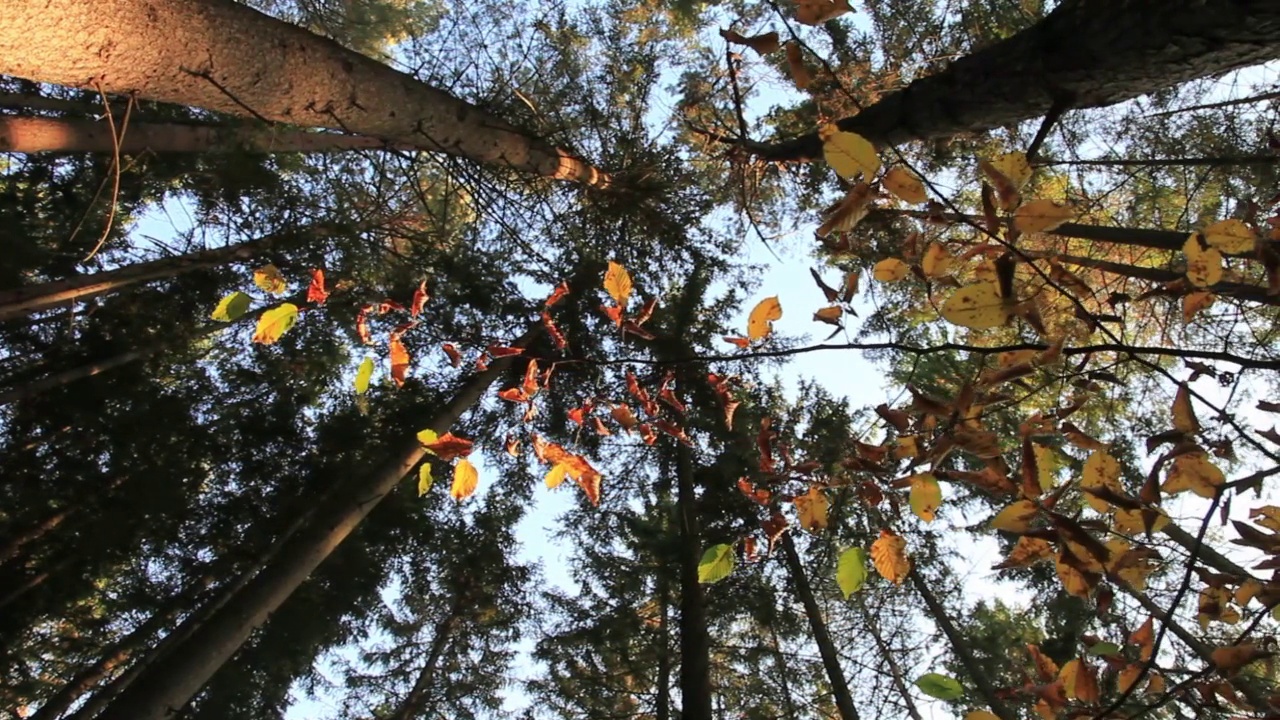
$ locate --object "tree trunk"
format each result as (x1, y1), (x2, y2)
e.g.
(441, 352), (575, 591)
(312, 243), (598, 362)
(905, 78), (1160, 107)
(855, 596), (923, 720)
(778, 534), (860, 720)
(766, 624), (800, 720)
(0, 115), (418, 154)
(655, 576), (671, 720)
(94, 327), (538, 720)
(0, 240), (267, 320)
(0, 0), (608, 186)
(674, 445), (713, 720)
(752, 0), (1280, 160)
(383, 597), (465, 720)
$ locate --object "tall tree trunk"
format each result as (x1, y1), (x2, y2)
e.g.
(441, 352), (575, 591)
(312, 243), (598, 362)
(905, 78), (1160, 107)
(655, 577), (671, 720)
(674, 445), (713, 720)
(384, 596), (465, 720)
(94, 327), (537, 720)
(0, 0), (608, 186)
(778, 534), (860, 720)
(752, 0), (1280, 160)
(0, 115), (417, 154)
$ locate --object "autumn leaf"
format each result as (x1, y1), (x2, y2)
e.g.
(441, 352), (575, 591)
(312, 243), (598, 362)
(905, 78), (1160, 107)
(544, 462), (569, 489)
(1013, 200), (1076, 233)
(908, 473), (942, 522)
(419, 431), (473, 461)
(813, 306), (843, 325)
(355, 305), (373, 345)
(354, 356), (374, 394)
(1162, 451), (1224, 498)
(389, 335), (410, 387)
(980, 152), (1030, 210)
(921, 242), (952, 278)
(441, 343), (462, 367)
(450, 458), (478, 501)
(545, 281), (570, 307)
(1203, 218), (1256, 254)
(836, 547), (868, 597)
(794, 0), (853, 26)
(941, 283), (1009, 329)
(1183, 291), (1215, 323)
(604, 261), (633, 307)
(1184, 234), (1224, 287)
(1081, 450), (1122, 513)
(211, 291), (251, 322)
(872, 258), (910, 282)
(820, 125), (880, 181)
(964, 713), (999, 720)
(719, 28), (779, 55)
(252, 303), (299, 345)
(747, 296), (783, 340)
(253, 263), (287, 295)
(410, 279), (428, 317)
(1210, 643), (1272, 673)
(794, 484), (829, 532)
(306, 269), (329, 304)
(870, 529), (910, 584)
(785, 41), (812, 89)
(990, 499), (1038, 533)
(1172, 382), (1200, 434)
(914, 673), (963, 700)
(697, 543), (735, 584)
(1059, 659), (1099, 702)
(816, 181), (873, 237)
(993, 536), (1053, 569)
(883, 166), (928, 204)
(417, 463), (433, 496)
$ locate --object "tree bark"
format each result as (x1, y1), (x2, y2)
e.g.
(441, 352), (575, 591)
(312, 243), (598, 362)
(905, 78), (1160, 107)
(778, 534), (860, 720)
(0, 0), (608, 186)
(655, 573), (671, 720)
(750, 0), (1280, 160)
(674, 445), (713, 720)
(0, 115), (416, 155)
(94, 327), (538, 720)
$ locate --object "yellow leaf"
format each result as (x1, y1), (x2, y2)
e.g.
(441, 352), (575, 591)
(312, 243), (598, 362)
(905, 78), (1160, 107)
(794, 484), (829, 532)
(990, 499), (1038, 533)
(1059, 659), (1099, 702)
(747, 296), (783, 340)
(998, 349), (1039, 368)
(965, 713), (1000, 720)
(354, 356), (374, 394)
(870, 529), (910, 584)
(908, 473), (942, 522)
(719, 29), (780, 55)
(1032, 443), (1056, 490)
(1117, 664), (1143, 694)
(872, 258), (910, 283)
(921, 242), (953, 278)
(1172, 382), (1200, 434)
(251, 303), (299, 345)
(1184, 234), (1223, 287)
(1055, 551), (1096, 598)
(210, 291), (251, 322)
(451, 458), (479, 501)
(1013, 200), (1076, 233)
(941, 283), (1009, 329)
(545, 462), (569, 489)
(1115, 507), (1170, 535)
(604, 261), (633, 307)
(813, 306), (843, 325)
(884, 166), (928, 204)
(893, 435), (919, 459)
(821, 126), (881, 181)
(816, 182), (873, 237)
(997, 536), (1053, 568)
(1203, 219), (1256, 254)
(1162, 451), (1224, 498)
(1081, 450), (1122, 513)
(988, 151), (1033, 190)
(794, 0), (853, 25)
(417, 463), (433, 496)
(253, 264), (287, 295)
(1183, 291), (1215, 323)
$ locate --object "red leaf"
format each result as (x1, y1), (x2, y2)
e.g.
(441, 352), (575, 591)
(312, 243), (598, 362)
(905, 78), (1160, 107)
(442, 343), (462, 368)
(634, 297), (658, 325)
(639, 423), (657, 445)
(545, 281), (570, 308)
(390, 320), (417, 339)
(591, 417), (611, 436)
(306, 269), (329, 304)
(504, 435), (521, 456)
(475, 354), (490, 371)
(656, 419), (693, 446)
(738, 477), (771, 506)
(601, 304), (624, 327)
(498, 387), (528, 403)
(487, 345), (525, 358)
(723, 336), (750, 348)
(621, 320), (656, 340)
(522, 359), (540, 398)
(389, 336), (410, 387)
(377, 299), (405, 314)
(659, 373), (686, 414)
(410, 280), (428, 318)
(355, 305), (373, 345)
(568, 406), (587, 426)
(542, 311), (568, 350)
(423, 432), (474, 461)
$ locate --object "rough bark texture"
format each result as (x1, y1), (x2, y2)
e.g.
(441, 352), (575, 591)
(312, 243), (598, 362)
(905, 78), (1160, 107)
(779, 534), (860, 720)
(754, 0), (1280, 160)
(0, 115), (411, 154)
(0, 0), (607, 185)
(675, 445), (713, 720)
(95, 328), (537, 720)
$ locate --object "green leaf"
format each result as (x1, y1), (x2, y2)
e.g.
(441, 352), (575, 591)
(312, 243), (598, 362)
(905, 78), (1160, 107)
(210, 291), (251, 322)
(697, 544), (735, 584)
(915, 673), (964, 700)
(354, 357), (374, 395)
(836, 547), (868, 597)
(417, 463), (433, 496)
(416, 428), (439, 451)
(1087, 641), (1122, 657)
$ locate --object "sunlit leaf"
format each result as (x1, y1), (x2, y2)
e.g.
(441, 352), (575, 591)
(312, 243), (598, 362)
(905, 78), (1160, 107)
(785, 41), (813, 89)
(794, 484), (829, 532)
(1184, 234), (1223, 287)
(417, 463), (433, 496)
(965, 713), (1000, 720)
(921, 242), (953, 278)
(990, 499), (1038, 533)
(416, 428), (438, 447)
(994, 536), (1053, 568)
(1060, 659), (1100, 702)
(747, 296), (783, 340)
(873, 258), (910, 283)
(210, 291), (251, 322)
(1172, 382), (1200, 434)
(410, 279), (428, 317)
(1203, 218), (1256, 254)
(419, 431), (473, 460)
(794, 0), (853, 25)
(1013, 200), (1076, 233)
(719, 28), (780, 55)
(251, 303), (298, 345)
(816, 181), (873, 237)
(604, 261), (633, 307)
(1183, 291), (1215, 323)
(1081, 450), (1122, 513)
(1210, 643), (1271, 673)
(914, 673), (963, 700)
(545, 462), (569, 489)
(821, 126), (880, 181)
(870, 529), (910, 584)
(253, 263), (287, 295)
(941, 283), (1008, 329)
(306, 268), (329, 304)
(836, 547), (868, 597)
(698, 543), (735, 584)
(450, 458), (478, 501)
(884, 166), (928, 204)
(1162, 451), (1224, 498)
(908, 473), (942, 522)
(354, 356), (374, 394)
(813, 306), (843, 325)
(389, 335), (410, 387)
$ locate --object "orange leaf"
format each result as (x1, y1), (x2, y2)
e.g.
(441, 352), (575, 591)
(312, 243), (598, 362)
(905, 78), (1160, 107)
(522, 359), (541, 398)
(785, 41), (813, 90)
(738, 477), (772, 506)
(306, 269), (329, 304)
(545, 281), (570, 308)
(498, 387), (528, 403)
(603, 261), (633, 307)
(355, 305), (373, 345)
(794, 484), (829, 532)
(591, 417), (611, 436)
(723, 336), (750, 348)
(601, 304), (624, 327)
(389, 336), (411, 387)
(870, 529), (910, 584)
(422, 432), (474, 461)
(719, 28), (780, 55)
(450, 458), (479, 501)
(441, 342), (462, 368)
(639, 423), (658, 445)
(542, 310), (568, 349)
(487, 344), (525, 358)
(410, 280), (428, 317)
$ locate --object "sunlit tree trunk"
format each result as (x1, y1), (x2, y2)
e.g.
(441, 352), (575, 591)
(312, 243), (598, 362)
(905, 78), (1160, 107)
(675, 444), (713, 720)
(751, 0), (1280, 160)
(0, 0), (608, 185)
(94, 328), (537, 720)
(0, 115), (413, 154)
(779, 533), (860, 720)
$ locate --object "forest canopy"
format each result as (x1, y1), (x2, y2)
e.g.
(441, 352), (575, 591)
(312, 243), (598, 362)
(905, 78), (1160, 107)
(3, 1), (1280, 719)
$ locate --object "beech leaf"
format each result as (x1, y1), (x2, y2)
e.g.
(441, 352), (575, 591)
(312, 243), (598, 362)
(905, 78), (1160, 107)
(253, 263), (287, 295)
(251, 303), (299, 345)
(872, 258), (910, 282)
(1203, 218), (1256, 254)
(836, 547), (869, 597)
(870, 529), (910, 584)
(354, 356), (374, 394)
(821, 126), (880, 181)
(450, 458), (478, 501)
(883, 166), (928, 204)
(604, 261), (633, 307)
(914, 673), (964, 700)
(1013, 199), (1076, 233)
(210, 291), (251, 322)
(747, 296), (783, 340)
(941, 283), (1008, 329)
(698, 543), (735, 584)
(908, 473), (942, 522)
(417, 463), (433, 496)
